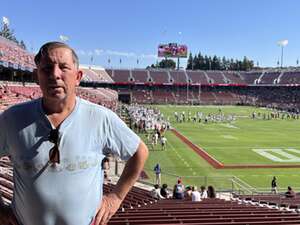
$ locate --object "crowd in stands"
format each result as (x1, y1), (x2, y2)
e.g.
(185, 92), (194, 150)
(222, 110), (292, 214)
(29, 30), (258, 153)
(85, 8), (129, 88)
(150, 178), (216, 203)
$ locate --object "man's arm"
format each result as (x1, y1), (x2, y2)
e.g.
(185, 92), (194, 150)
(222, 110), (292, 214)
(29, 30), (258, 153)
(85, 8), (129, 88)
(94, 140), (148, 225)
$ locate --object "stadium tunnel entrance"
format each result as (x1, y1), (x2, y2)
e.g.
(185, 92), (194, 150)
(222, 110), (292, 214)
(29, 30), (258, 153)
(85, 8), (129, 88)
(118, 93), (131, 104)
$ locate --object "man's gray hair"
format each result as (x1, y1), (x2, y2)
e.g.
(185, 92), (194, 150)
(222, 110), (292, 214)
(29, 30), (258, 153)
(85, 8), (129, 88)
(34, 41), (79, 68)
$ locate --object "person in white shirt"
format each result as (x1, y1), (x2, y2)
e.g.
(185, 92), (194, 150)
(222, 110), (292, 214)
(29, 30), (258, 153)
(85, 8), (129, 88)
(191, 186), (201, 202)
(200, 185), (208, 199)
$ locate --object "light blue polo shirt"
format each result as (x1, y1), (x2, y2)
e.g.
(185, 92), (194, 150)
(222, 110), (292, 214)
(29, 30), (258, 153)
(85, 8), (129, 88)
(0, 97), (140, 225)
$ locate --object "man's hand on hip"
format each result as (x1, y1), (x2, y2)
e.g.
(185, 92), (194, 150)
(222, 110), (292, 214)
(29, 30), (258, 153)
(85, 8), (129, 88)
(94, 193), (122, 225)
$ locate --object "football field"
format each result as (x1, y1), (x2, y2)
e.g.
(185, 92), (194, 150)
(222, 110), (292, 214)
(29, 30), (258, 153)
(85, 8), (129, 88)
(143, 105), (300, 192)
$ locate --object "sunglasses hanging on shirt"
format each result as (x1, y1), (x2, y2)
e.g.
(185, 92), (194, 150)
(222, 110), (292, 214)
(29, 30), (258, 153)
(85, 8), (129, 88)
(48, 128), (60, 164)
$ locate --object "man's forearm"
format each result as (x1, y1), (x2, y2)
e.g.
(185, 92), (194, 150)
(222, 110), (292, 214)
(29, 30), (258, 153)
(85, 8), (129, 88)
(112, 141), (148, 200)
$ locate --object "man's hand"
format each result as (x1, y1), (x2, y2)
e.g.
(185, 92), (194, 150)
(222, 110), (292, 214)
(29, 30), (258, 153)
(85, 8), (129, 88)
(0, 204), (18, 225)
(94, 193), (122, 225)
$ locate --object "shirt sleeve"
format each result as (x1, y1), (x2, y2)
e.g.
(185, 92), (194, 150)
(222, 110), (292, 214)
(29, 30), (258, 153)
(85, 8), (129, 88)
(0, 111), (8, 157)
(103, 110), (140, 160)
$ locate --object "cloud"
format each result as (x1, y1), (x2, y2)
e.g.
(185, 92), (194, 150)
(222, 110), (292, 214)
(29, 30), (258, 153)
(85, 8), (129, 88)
(77, 48), (158, 59)
(94, 49), (104, 55)
(77, 50), (86, 55)
(140, 54), (158, 59)
(105, 50), (136, 57)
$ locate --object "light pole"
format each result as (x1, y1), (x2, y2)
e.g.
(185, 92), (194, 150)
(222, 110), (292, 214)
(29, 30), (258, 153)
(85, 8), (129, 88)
(277, 39), (288, 68)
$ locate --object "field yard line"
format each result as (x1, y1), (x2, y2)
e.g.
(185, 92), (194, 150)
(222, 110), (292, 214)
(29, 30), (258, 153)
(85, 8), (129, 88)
(167, 137), (195, 174)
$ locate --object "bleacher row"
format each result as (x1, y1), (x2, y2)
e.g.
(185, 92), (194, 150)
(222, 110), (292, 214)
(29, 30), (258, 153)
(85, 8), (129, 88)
(131, 88), (241, 105)
(105, 69), (300, 85)
(0, 36), (35, 71)
(1, 157), (300, 225)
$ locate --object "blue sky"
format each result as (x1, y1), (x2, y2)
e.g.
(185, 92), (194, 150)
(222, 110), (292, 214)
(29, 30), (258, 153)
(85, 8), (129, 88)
(1, 0), (300, 69)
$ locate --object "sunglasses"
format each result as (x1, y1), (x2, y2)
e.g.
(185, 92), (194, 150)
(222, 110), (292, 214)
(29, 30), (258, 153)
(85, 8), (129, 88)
(48, 128), (60, 164)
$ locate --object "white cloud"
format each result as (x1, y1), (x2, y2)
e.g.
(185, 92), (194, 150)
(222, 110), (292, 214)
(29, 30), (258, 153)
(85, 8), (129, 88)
(77, 48), (157, 60)
(105, 50), (136, 57)
(140, 54), (158, 59)
(94, 49), (104, 55)
(77, 50), (86, 55)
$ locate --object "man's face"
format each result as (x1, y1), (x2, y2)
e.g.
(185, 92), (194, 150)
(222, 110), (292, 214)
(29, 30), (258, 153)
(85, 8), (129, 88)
(37, 47), (82, 102)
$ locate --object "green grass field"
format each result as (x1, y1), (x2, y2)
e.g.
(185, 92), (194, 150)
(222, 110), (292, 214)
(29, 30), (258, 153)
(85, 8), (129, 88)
(142, 105), (300, 192)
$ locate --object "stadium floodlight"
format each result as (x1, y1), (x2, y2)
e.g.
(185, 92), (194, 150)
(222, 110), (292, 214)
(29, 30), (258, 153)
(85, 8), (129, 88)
(2, 16), (9, 26)
(277, 39), (288, 68)
(59, 35), (69, 42)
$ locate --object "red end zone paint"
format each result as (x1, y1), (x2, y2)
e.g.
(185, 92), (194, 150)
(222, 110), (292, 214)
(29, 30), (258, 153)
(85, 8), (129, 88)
(171, 129), (300, 169)
(171, 129), (224, 169)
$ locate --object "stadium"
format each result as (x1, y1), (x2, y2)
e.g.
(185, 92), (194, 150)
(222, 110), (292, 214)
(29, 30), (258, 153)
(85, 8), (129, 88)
(2, 1), (300, 224)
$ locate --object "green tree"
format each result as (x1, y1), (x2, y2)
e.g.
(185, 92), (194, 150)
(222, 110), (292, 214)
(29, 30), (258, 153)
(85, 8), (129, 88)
(0, 23), (18, 43)
(158, 58), (176, 69)
(186, 53), (193, 70)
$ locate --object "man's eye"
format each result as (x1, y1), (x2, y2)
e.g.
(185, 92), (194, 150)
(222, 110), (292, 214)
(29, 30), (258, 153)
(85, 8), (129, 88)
(42, 65), (52, 71)
(61, 66), (70, 71)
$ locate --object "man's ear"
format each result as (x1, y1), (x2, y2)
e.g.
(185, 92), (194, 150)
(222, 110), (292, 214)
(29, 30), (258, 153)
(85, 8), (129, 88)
(33, 69), (39, 84)
(76, 70), (83, 85)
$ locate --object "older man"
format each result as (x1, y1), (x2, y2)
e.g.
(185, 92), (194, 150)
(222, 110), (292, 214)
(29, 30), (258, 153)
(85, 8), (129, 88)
(0, 41), (148, 225)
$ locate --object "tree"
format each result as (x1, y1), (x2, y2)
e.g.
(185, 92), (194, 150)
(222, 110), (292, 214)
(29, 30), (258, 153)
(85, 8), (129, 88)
(0, 23), (18, 43)
(158, 58), (176, 69)
(0, 23), (27, 50)
(19, 40), (27, 50)
(186, 53), (193, 70)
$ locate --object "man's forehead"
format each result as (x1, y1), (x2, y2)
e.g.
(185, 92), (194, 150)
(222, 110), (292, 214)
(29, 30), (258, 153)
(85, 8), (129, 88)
(40, 47), (73, 63)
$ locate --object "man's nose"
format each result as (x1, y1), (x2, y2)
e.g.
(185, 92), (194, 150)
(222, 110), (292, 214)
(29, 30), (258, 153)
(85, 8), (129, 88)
(50, 65), (62, 79)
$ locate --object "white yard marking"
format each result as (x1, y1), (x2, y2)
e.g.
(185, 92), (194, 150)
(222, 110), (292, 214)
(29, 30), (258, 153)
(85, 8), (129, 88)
(220, 124), (239, 129)
(221, 135), (238, 140)
(253, 148), (300, 162)
(167, 138), (195, 173)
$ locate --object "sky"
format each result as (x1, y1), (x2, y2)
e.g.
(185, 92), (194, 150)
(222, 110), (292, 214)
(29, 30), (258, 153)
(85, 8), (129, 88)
(1, 0), (300, 69)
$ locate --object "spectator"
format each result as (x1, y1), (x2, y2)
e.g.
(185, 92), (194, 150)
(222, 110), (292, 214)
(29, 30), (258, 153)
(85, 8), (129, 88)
(207, 185), (216, 198)
(200, 185), (208, 199)
(173, 178), (185, 199)
(185, 185), (192, 200)
(271, 176), (277, 194)
(102, 157), (111, 183)
(191, 186), (201, 202)
(285, 186), (296, 198)
(150, 184), (165, 200)
(153, 163), (161, 185)
(160, 183), (170, 199)
(0, 42), (149, 225)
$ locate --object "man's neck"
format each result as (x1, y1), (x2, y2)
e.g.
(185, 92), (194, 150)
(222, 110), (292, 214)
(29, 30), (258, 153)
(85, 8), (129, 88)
(42, 96), (77, 128)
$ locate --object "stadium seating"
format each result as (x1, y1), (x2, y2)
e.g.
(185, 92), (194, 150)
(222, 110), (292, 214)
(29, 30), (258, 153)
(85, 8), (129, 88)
(169, 71), (188, 84)
(222, 71), (246, 84)
(0, 36), (35, 71)
(278, 71), (300, 84)
(106, 69), (132, 83)
(131, 70), (150, 83)
(186, 71), (209, 84)
(258, 71), (281, 84)
(239, 71), (262, 84)
(206, 71), (227, 84)
(149, 70), (170, 84)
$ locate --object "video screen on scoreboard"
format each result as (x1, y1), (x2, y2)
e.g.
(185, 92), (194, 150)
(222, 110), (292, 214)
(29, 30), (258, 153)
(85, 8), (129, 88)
(158, 43), (188, 58)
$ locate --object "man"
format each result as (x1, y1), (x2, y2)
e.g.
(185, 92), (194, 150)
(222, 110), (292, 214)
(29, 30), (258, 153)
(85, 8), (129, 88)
(160, 136), (167, 151)
(153, 163), (161, 185)
(271, 176), (277, 194)
(0, 41), (148, 225)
